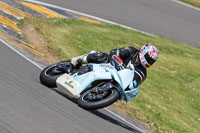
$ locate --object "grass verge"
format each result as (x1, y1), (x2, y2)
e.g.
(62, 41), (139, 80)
(180, 0), (200, 8)
(20, 17), (200, 133)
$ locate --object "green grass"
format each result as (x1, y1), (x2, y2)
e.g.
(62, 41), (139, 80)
(180, 0), (200, 8)
(22, 17), (200, 133)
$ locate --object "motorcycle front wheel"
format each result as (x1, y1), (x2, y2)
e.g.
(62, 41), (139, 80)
(78, 86), (119, 110)
(39, 61), (71, 88)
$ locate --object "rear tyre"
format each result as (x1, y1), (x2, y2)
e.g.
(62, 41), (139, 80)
(39, 61), (71, 88)
(78, 87), (119, 110)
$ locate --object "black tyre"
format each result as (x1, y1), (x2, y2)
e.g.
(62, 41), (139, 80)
(39, 61), (71, 88)
(78, 86), (119, 110)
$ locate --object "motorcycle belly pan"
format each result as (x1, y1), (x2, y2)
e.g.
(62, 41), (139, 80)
(56, 74), (79, 98)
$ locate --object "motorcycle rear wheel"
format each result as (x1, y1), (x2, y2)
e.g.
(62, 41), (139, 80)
(78, 87), (119, 110)
(39, 61), (71, 88)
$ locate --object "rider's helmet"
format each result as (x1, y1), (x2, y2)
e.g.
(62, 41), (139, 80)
(138, 43), (159, 68)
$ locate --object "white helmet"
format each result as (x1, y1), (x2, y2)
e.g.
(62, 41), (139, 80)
(138, 43), (159, 68)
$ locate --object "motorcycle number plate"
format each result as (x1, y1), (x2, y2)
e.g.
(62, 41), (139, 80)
(56, 74), (79, 98)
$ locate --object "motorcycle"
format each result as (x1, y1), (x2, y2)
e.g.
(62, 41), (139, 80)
(39, 55), (140, 110)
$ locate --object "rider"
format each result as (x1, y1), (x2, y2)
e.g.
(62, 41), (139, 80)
(71, 43), (159, 88)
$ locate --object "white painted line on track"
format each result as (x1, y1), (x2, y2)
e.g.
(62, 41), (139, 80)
(0, 36), (147, 133)
(170, 0), (200, 12)
(1, 0), (153, 132)
(6, 0), (198, 131)
(22, 0), (154, 36)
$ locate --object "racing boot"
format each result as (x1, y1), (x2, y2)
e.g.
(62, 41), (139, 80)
(71, 53), (88, 69)
(71, 50), (97, 68)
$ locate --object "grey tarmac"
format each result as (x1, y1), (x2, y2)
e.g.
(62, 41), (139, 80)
(35, 0), (200, 47)
(0, 41), (142, 133)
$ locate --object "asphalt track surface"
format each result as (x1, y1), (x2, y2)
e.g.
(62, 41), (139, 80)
(35, 0), (200, 47)
(1, 1), (199, 133)
(0, 41), (143, 133)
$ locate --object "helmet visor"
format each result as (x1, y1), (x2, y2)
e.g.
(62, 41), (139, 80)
(144, 53), (156, 67)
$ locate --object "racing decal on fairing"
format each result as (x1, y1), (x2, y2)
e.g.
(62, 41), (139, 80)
(65, 80), (74, 89)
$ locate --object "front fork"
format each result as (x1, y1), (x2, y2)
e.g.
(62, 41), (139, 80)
(97, 82), (118, 93)
(87, 82), (118, 100)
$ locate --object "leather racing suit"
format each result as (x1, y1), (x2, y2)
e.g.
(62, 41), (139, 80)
(85, 46), (147, 88)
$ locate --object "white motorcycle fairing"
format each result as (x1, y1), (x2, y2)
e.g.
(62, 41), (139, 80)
(56, 63), (139, 101)
(56, 74), (79, 98)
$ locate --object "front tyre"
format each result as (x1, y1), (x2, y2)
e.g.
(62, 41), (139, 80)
(78, 88), (119, 110)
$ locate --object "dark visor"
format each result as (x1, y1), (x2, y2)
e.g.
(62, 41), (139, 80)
(144, 53), (156, 66)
